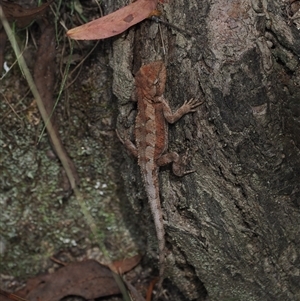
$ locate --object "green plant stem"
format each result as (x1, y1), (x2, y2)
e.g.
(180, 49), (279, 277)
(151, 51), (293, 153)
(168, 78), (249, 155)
(1, 11), (77, 190)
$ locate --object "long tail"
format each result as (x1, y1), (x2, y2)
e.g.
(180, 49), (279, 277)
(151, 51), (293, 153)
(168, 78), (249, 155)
(143, 168), (166, 287)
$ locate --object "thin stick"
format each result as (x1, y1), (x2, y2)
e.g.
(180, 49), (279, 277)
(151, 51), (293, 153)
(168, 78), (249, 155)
(151, 15), (192, 37)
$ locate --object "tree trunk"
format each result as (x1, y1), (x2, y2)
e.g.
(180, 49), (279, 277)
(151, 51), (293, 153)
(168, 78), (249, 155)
(111, 0), (300, 300)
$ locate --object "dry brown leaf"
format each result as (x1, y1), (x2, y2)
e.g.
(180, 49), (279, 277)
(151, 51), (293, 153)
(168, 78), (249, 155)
(15, 260), (120, 301)
(0, 0), (54, 73)
(0, 289), (27, 301)
(67, 0), (158, 40)
(109, 254), (142, 274)
(0, 0), (54, 28)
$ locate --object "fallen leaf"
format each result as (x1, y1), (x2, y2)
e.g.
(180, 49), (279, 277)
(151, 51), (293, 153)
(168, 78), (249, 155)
(109, 254), (142, 274)
(67, 0), (158, 40)
(0, 0), (54, 28)
(0, 0), (54, 74)
(146, 278), (158, 301)
(15, 260), (120, 301)
(0, 289), (27, 301)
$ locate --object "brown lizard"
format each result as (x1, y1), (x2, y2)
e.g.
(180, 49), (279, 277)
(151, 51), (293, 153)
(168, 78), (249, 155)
(118, 61), (203, 295)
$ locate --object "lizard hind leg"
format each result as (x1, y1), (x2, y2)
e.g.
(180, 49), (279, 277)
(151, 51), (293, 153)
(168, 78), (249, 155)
(156, 151), (195, 177)
(115, 129), (138, 158)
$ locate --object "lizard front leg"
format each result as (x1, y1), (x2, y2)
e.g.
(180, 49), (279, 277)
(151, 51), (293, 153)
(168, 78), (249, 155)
(161, 97), (204, 124)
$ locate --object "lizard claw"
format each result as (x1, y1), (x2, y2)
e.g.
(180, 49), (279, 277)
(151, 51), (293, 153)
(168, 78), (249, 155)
(183, 169), (196, 175)
(183, 98), (204, 113)
(115, 129), (124, 144)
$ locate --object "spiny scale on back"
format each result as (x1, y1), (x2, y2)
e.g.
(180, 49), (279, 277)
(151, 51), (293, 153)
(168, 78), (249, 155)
(134, 61), (167, 289)
(118, 60), (203, 297)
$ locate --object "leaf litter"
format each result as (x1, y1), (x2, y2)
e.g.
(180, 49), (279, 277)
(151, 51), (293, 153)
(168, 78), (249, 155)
(0, 256), (143, 301)
(0, 1), (162, 300)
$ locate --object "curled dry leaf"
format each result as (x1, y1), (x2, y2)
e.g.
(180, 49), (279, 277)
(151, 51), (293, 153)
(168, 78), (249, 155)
(109, 254), (142, 274)
(0, 0), (53, 73)
(67, 0), (158, 40)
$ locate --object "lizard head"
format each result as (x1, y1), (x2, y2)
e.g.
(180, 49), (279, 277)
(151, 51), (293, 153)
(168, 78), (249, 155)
(135, 61), (166, 102)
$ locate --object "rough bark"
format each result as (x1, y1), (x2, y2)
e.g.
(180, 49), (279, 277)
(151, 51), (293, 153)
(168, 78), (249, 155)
(112, 0), (300, 300)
